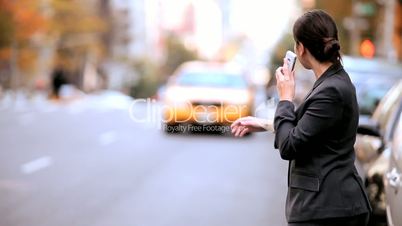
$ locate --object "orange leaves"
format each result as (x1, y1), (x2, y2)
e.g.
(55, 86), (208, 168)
(0, 0), (46, 42)
(17, 1), (46, 41)
(12, 0), (46, 41)
(0, 0), (108, 75)
(0, 48), (11, 61)
(52, 1), (107, 42)
(0, 0), (45, 73)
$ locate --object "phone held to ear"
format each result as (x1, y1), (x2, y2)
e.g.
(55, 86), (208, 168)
(285, 51), (297, 71)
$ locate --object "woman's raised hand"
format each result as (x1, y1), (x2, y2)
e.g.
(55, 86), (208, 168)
(276, 58), (296, 102)
(230, 116), (274, 137)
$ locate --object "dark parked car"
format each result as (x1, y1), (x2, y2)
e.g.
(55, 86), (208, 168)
(355, 81), (402, 224)
(293, 56), (402, 116)
(343, 57), (402, 116)
(384, 110), (402, 226)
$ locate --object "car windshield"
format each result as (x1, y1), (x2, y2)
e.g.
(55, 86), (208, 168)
(372, 82), (402, 134)
(349, 72), (399, 115)
(176, 72), (248, 89)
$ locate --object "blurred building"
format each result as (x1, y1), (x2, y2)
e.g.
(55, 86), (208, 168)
(159, 0), (223, 60)
(109, 0), (161, 60)
(392, 0), (401, 60)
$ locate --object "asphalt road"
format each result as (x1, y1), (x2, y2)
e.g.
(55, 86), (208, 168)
(0, 92), (288, 226)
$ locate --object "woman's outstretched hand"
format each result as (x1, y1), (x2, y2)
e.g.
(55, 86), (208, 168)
(276, 58), (296, 102)
(230, 116), (274, 137)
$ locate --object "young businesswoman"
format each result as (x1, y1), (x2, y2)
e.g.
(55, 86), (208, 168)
(231, 10), (371, 226)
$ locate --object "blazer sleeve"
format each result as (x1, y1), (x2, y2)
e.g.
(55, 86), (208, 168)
(274, 87), (343, 160)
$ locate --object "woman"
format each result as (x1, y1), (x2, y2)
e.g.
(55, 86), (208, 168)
(231, 10), (371, 226)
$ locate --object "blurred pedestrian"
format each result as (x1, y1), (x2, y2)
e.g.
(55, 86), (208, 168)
(231, 10), (371, 226)
(50, 67), (67, 99)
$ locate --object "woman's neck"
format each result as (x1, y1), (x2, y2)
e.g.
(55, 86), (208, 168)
(312, 61), (333, 80)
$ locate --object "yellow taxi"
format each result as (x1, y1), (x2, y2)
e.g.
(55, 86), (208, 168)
(162, 61), (254, 132)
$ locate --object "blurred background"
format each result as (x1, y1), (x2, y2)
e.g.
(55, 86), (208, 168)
(0, 0), (401, 226)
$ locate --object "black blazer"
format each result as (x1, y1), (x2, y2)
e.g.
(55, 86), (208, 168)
(274, 62), (372, 223)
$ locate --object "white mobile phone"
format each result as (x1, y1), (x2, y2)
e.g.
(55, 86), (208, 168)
(285, 51), (297, 71)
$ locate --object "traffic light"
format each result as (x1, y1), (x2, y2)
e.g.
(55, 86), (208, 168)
(360, 39), (375, 58)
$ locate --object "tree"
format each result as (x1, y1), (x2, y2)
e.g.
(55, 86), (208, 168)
(0, 0), (46, 85)
(0, 0), (108, 90)
(48, 0), (107, 81)
(161, 33), (199, 76)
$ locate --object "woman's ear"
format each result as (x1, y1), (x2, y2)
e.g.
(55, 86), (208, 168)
(297, 42), (305, 56)
(295, 42), (312, 70)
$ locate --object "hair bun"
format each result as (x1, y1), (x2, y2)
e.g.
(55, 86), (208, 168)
(323, 39), (340, 55)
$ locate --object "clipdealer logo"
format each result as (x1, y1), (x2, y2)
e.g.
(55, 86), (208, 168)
(128, 98), (277, 132)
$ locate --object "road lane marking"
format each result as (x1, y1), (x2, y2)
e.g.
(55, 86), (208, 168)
(98, 131), (118, 146)
(21, 156), (53, 175)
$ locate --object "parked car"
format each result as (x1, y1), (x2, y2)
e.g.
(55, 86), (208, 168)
(162, 61), (254, 133)
(355, 81), (402, 224)
(293, 56), (402, 116)
(384, 110), (402, 226)
(343, 56), (402, 116)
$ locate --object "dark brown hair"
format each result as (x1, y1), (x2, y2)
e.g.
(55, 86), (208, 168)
(293, 10), (341, 63)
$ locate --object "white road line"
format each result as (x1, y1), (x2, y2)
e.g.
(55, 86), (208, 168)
(21, 156), (53, 175)
(98, 131), (118, 146)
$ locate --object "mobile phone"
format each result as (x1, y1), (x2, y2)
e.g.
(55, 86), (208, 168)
(285, 51), (297, 71)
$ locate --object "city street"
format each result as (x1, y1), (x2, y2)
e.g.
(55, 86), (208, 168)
(0, 93), (288, 226)
(0, 0), (401, 225)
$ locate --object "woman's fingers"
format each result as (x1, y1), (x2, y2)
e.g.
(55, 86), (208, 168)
(231, 118), (244, 135)
(276, 57), (296, 102)
(282, 58), (288, 70)
(230, 119), (240, 130)
(231, 116), (266, 136)
(239, 127), (249, 137)
(231, 124), (239, 134)
(235, 125), (244, 137)
(231, 117), (249, 130)
(276, 67), (284, 82)
(282, 58), (290, 80)
(231, 123), (239, 135)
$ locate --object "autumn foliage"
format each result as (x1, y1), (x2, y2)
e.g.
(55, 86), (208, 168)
(0, 0), (107, 89)
(0, 0), (45, 61)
